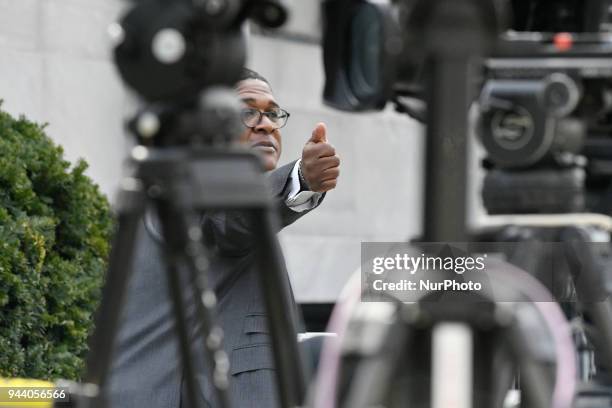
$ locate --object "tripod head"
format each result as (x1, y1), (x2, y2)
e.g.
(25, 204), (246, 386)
(113, 0), (286, 103)
(110, 0), (287, 146)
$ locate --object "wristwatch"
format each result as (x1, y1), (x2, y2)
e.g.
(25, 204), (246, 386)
(298, 160), (311, 191)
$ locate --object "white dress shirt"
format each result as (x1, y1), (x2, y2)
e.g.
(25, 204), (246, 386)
(284, 159), (323, 212)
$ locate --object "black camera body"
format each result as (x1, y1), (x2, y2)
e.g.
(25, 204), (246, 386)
(322, 0), (612, 216)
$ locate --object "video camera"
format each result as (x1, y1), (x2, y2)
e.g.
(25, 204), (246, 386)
(318, 2), (612, 407)
(323, 0), (612, 217)
(78, 2), (312, 408)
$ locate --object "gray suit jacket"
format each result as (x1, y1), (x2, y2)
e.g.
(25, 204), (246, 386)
(108, 161), (318, 408)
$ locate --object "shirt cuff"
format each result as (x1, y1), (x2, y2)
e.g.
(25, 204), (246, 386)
(285, 159), (323, 212)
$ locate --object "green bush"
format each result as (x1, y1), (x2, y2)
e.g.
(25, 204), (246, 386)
(0, 105), (112, 381)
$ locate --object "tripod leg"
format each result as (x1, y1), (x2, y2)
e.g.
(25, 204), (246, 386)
(562, 228), (612, 373)
(182, 214), (232, 408)
(249, 208), (308, 408)
(423, 57), (470, 243)
(155, 201), (207, 408)
(84, 180), (147, 406)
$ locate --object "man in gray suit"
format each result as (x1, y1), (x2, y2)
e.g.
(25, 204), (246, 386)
(108, 69), (340, 407)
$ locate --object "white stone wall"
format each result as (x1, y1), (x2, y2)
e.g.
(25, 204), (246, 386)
(0, 0), (129, 200)
(0, 1), (428, 302)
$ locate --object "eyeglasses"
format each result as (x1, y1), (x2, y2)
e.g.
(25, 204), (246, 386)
(240, 107), (291, 129)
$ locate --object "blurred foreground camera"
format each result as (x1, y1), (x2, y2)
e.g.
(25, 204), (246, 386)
(113, 0), (287, 103)
(321, 0), (402, 111)
(109, 0), (288, 148)
(79, 2), (311, 408)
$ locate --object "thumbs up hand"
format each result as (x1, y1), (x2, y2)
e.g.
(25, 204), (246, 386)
(300, 122), (340, 193)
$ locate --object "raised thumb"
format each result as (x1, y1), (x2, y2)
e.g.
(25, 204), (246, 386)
(308, 122), (327, 144)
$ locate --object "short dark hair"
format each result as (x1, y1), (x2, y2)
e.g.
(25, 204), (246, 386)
(237, 68), (272, 90)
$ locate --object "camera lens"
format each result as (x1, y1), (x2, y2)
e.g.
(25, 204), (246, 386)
(349, 4), (382, 100)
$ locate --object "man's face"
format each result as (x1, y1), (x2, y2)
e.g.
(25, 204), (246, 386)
(237, 79), (282, 171)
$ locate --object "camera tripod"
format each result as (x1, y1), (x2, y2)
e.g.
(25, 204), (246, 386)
(55, 0), (307, 407)
(76, 94), (308, 408)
